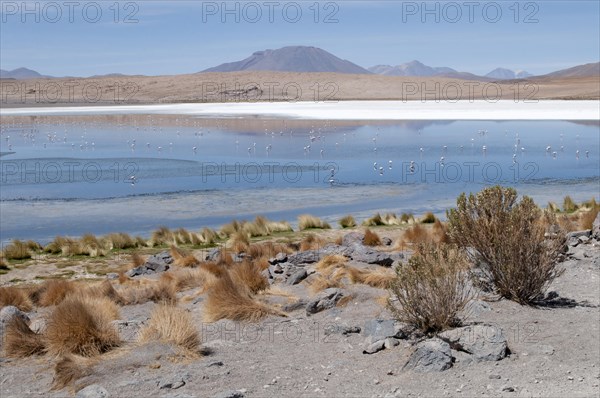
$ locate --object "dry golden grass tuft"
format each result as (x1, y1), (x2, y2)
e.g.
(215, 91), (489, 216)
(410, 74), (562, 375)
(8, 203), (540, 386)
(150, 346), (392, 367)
(150, 226), (175, 247)
(315, 254), (347, 276)
(170, 246), (200, 268)
(2, 239), (34, 260)
(37, 280), (79, 307)
(45, 296), (121, 357)
(563, 195), (578, 213)
(307, 274), (343, 295)
(80, 280), (123, 304)
(362, 213), (385, 226)
(339, 215), (357, 228)
(104, 232), (140, 250)
(579, 204), (599, 230)
(3, 316), (46, 358)
(139, 305), (200, 354)
(246, 241), (292, 261)
(420, 212), (437, 224)
(200, 227), (218, 245)
(203, 272), (285, 322)
(229, 260), (269, 294)
(432, 219), (450, 243)
(0, 286), (34, 311)
(298, 214), (330, 230)
(300, 233), (325, 251)
(118, 279), (177, 306)
(399, 224), (430, 246)
(52, 354), (93, 391)
(363, 228), (382, 246)
(228, 231), (250, 253)
(167, 267), (215, 292)
(345, 266), (396, 289)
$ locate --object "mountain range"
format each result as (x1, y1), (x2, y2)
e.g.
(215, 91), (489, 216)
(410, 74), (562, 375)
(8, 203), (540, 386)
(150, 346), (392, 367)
(202, 46), (369, 74)
(3, 46), (598, 81)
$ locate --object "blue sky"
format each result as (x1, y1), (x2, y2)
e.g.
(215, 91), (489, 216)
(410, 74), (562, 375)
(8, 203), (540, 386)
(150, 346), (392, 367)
(1, 1), (598, 76)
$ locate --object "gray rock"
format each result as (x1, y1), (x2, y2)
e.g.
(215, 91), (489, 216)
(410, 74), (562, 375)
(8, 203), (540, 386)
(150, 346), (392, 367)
(501, 385), (515, 392)
(349, 244), (403, 267)
(323, 324), (361, 336)
(0, 306), (29, 326)
(439, 324), (508, 362)
(287, 250), (321, 265)
(76, 384), (110, 398)
(342, 232), (364, 246)
(384, 337), (400, 349)
(381, 237), (393, 246)
(566, 230), (591, 240)
(207, 361), (224, 367)
(127, 251), (172, 276)
(404, 338), (454, 372)
(205, 248), (221, 261)
(159, 379), (186, 390)
(29, 318), (47, 334)
(0, 306), (30, 350)
(363, 319), (396, 340)
(106, 272), (119, 280)
(268, 253), (288, 265)
(363, 339), (386, 354)
(213, 391), (244, 398)
(282, 300), (307, 312)
(306, 288), (345, 315)
(567, 237), (580, 247)
(287, 269), (308, 285)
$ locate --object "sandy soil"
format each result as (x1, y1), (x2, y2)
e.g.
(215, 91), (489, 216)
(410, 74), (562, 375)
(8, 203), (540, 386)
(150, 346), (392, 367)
(1, 72), (598, 107)
(1, 226), (599, 398)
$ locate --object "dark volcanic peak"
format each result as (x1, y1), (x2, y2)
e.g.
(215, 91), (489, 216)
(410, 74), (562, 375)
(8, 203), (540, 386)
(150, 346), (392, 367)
(202, 46), (370, 74)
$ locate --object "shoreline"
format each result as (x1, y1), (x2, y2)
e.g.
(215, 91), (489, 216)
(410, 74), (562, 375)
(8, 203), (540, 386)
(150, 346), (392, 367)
(2, 100), (599, 120)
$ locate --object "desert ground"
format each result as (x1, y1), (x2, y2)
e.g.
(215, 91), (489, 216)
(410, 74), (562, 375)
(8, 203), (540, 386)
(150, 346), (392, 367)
(1, 72), (598, 107)
(1, 204), (599, 398)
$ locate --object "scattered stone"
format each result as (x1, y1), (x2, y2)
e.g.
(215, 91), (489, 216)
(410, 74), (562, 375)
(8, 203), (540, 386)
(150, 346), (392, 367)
(349, 244), (403, 267)
(213, 390), (245, 398)
(106, 272), (119, 280)
(381, 237), (393, 246)
(489, 374), (502, 379)
(363, 319), (396, 340)
(323, 324), (361, 335)
(282, 300), (308, 312)
(127, 251), (172, 276)
(287, 250), (321, 265)
(287, 269), (308, 285)
(159, 379), (185, 390)
(207, 361), (224, 367)
(567, 230), (592, 240)
(76, 384), (110, 398)
(363, 339), (386, 354)
(384, 338), (400, 349)
(439, 324), (508, 362)
(306, 288), (345, 315)
(29, 318), (47, 334)
(268, 253), (288, 265)
(501, 385), (515, 392)
(0, 306), (30, 349)
(342, 232), (364, 246)
(404, 338), (454, 372)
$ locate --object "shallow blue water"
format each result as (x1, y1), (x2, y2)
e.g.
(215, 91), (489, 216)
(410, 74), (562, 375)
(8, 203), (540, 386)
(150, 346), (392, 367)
(1, 119), (598, 242)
